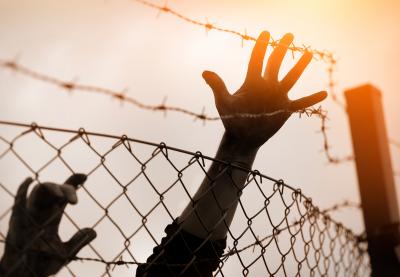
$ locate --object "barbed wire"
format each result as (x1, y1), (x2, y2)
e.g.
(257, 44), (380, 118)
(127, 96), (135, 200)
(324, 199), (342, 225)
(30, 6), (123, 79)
(0, 2), (395, 167)
(0, 121), (370, 276)
(321, 200), (361, 214)
(132, 0), (342, 106)
(0, 0), (355, 166)
(0, 59), (354, 166)
(0, 58), (324, 122)
(0, 59), (218, 121)
(131, 0), (335, 62)
(0, 1), (395, 167)
(319, 115), (353, 164)
(133, 0), (400, 167)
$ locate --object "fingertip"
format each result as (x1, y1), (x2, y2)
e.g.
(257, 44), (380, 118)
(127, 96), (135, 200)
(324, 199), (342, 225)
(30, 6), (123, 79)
(202, 71), (219, 86)
(318, 90), (328, 100)
(79, 228), (97, 242)
(290, 90), (328, 111)
(65, 173), (87, 188)
(202, 70), (212, 79)
(284, 33), (294, 40)
(257, 31), (270, 47)
(304, 51), (313, 60)
(259, 31), (270, 40)
(65, 228), (97, 256)
(80, 228), (97, 247)
(14, 177), (34, 206)
(279, 33), (294, 46)
(202, 71), (228, 98)
(25, 177), (34, 184)
(19, 177), (34, 191)
(309, 90), (328, 104)
(86, 228), (97, 241)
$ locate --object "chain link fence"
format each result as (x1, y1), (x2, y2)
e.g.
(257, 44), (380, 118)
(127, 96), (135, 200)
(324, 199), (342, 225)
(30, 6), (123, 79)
(0, 121), (370, 276)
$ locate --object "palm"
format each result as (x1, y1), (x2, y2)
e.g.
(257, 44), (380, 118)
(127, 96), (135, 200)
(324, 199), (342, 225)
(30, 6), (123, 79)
(203, 32), (327, 149)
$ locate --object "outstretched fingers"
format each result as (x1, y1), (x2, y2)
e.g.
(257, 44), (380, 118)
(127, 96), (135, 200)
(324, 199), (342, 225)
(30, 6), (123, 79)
(264, 33), (294, 81)
(290, 91), (327, 111)
(281, 51), (313, 93)
(246, 31), (270, 81)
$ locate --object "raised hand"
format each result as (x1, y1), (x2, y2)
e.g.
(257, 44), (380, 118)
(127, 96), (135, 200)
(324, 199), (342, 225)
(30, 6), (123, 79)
(203, 32), (327, 149)
(0, 174), (96, 276)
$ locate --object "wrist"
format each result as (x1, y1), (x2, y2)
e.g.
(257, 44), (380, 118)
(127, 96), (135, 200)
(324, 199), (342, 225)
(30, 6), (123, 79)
(216, 132), (259, 168)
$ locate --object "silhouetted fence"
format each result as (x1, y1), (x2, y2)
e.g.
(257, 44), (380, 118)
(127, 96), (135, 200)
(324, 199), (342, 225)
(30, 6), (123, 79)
(0, 121), (370, 276)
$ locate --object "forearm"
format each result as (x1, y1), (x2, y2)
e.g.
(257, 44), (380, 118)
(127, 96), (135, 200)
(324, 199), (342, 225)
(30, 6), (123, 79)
(178, 132), (258, 240)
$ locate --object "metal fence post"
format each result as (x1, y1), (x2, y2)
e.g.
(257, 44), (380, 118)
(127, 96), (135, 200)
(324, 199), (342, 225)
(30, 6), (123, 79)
(345, 84), (400, 276)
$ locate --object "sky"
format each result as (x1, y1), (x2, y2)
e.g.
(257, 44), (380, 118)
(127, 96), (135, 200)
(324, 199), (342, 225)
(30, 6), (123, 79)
(0, 0), (399, 275)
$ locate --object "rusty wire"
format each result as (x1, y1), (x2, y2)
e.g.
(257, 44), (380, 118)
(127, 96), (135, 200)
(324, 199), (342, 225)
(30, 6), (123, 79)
(0, 121), (370, 276)
(0, 0), (353, 165)
(132, 0), (343, 106)
(0, 58), (353, 164)
(133, 0), (400, 165)
(0, 58), (324, 122)
(2, 1), (397, 167)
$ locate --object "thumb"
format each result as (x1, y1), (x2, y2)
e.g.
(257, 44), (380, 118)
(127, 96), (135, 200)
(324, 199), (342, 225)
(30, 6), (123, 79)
(64, 228), (97, 258)
(202, 71), (229, 101)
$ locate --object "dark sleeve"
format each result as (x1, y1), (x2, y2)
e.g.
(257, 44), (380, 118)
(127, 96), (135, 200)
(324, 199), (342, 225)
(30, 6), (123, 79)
(136, 219), (227, 277)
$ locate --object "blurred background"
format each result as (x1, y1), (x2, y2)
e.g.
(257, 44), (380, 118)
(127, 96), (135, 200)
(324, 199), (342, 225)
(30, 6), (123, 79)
(0, 0), (399, 275)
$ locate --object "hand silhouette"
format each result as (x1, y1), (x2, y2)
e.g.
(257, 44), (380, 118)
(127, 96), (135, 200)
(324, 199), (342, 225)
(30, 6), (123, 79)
(203, 32), (327, 149)
(0, 174), (96, 276)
